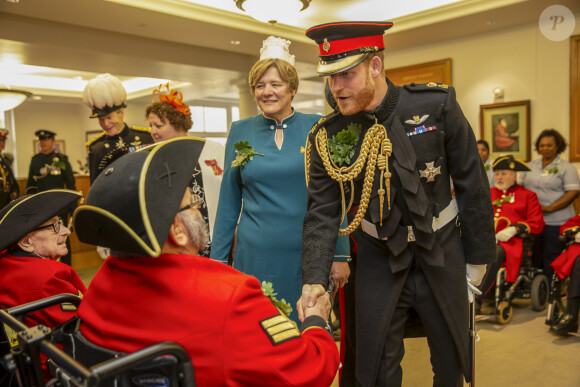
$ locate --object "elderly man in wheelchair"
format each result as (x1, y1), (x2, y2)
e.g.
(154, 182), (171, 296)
(546, 215), (580, 336)
(1, 138), (340, 387)
(476, 156), (546, 323)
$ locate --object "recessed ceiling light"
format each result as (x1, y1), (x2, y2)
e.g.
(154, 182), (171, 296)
(230, 40), (241, 45)
(487, 20), (496, 25)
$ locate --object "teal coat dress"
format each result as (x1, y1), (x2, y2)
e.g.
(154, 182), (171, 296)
(211, 111), (350, 323)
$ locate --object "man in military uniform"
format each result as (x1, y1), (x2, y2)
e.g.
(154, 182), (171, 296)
(298, 22), (496, 386)
(0, 128), (19, 209)
(82, 73), (153, 183)
(27, 129), (77, 265)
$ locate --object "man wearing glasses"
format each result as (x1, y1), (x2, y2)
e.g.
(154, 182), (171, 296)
(0, 190), (85, 333)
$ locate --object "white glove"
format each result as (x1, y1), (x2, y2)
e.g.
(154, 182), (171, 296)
(496, 226), (518, 242)
(466, 264), (486, 303)
(575, 233), (580, 244)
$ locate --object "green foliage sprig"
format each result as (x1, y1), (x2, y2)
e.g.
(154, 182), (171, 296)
(261, 281), (292, 317)
(546, 167), (559, 174)
(231, 141), (264, 168)
(327, 123), (362, 166)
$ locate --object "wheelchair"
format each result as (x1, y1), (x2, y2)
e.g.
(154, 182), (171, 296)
(0, 294), (195, 387)
(482, 233), (550, 324)
(544, 232), (575, 328)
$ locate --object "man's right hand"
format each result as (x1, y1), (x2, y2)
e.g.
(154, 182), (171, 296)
(296, 284), (326, 322)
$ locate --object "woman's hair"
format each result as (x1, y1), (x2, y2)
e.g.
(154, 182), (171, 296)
(145, 101), (193, 132)
(248, 58), (299, 96)
(535, 129), (567, 154)
(477, 139), (490, 151)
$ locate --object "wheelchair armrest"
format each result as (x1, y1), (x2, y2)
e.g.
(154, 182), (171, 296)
(90, 341), (195, 386)
(5, 293), (82, 322)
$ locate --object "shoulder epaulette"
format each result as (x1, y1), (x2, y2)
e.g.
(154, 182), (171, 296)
(404, 81), (449, 93)
(310, 110), (341, 134)
(130, 126), (152, 133)
(85, 132), (105, 148)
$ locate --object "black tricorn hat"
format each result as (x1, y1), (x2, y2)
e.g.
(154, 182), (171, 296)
(492, 155), (531, 172)
(0, 189), (81, 252)
(74, 137), (205, 257)
(305, 21), (393, 76)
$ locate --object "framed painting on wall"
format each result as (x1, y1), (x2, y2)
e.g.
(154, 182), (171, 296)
(480, 100), (530, 161)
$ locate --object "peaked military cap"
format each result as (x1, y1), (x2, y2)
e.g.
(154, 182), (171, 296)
(0, 189), (81, 252)
(74, 137), (205, 257)
(305, 21), (393, 76)
(35, 129), (56, 140)
(492, 155), (531, 172)
(0, 129), (8, 140)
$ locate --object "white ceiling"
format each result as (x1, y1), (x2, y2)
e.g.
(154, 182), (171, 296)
(0, 0), (579, 111)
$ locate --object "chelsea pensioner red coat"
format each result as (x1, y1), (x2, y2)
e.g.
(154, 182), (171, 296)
(78, 254), (339, 387)
(492, 185), (545, 282)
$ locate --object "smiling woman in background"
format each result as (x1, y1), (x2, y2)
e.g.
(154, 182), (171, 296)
(211, 36), (350, 324)
(519, 129), (580, 280)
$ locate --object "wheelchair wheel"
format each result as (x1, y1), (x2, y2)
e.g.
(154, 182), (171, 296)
(496, 300), (513, 324)
(531, 274), (549, 311)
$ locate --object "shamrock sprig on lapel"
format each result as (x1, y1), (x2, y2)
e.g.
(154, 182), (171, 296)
(261, 281), (292, 316)
(231, 141), (264, 168)
(492, 195), (514, 207)
(546, 167), (558, 174)
(327, 122), (362, 167)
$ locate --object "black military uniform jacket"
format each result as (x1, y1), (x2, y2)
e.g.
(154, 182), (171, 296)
(302, 78), (496, 383)
(86, 125), (153, 183)
(0, 153), (19, 209)
(26, 151), (76, 193)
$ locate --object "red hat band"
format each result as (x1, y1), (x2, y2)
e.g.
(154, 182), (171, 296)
(319, 35), (384, 57)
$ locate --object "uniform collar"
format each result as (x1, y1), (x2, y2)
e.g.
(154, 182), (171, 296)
(261, 109), (296, 130)
(106, 124), (130, 140)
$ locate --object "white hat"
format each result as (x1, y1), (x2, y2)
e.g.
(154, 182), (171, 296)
(259, 36), (295, 66)
(82, 73), (127, 118)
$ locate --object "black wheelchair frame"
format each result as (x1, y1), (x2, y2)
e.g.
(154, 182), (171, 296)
(487, 233), (550, 324)
(0, 294), (196, 387)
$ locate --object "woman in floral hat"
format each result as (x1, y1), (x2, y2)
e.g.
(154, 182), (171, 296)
(146, 84), (224, 257)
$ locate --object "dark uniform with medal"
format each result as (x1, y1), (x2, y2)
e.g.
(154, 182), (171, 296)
(0, 129), (19, 209)
(82, 73), (153, 184)
(301, 22), (496, 386)
(86, 124), (153, 183)
(26, 130), (76, 193)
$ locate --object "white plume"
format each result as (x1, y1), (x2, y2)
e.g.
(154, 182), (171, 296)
(82, 73), (127, 109)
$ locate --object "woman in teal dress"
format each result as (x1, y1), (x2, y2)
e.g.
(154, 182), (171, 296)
(211, 37), (350, 324)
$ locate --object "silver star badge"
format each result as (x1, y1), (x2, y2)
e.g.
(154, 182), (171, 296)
(419, 162), (441, 182)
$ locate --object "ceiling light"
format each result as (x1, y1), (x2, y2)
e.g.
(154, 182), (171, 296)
(234, 0), (310, 24)
(0, 89), (31, 111)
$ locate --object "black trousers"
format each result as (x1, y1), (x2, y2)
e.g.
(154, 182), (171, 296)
(532, 225), (564, 280)
(376, 263), (462, 387)
(478, 244), (506, 299)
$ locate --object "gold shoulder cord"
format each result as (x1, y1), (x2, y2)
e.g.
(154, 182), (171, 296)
(305, 118), (392, 235)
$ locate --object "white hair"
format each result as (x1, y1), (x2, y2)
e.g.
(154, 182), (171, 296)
(176, 210), (209, 253)
(82, 73), (127, 109)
